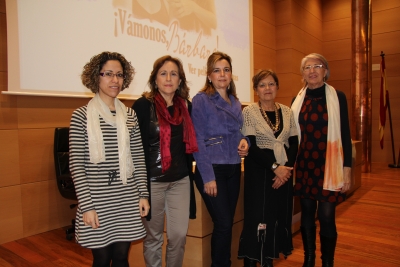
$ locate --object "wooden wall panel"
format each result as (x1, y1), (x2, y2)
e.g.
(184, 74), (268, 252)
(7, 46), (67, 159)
(253, 0), (275, 26)
(0, 69), (6, 91)
(253, 17), (276, 50)
(372, 7), (400, 34)
(276, 24), (294, 50)
(321, 0), (350, 21)
(328, 59), (352, 81)
(372, 0), (400, 12)
(276, 49), (305, 74)
(303, 31), (323, 55)
(294, 0), (322, 20)
(187, 183), (212, 237)
(18, 128), (55, 184)
(372, 76), (400, 99)
(0, 129), (20, 187)
(0, 0), (5, 13)
(372, 54), (400, 78)
(17, 96), (89, 129)
(21, 180), (76, 238)
(372, 31), (400, 56)
(276, 24), (306, 53)
(327, 79), (351, 95)
(323, 17), (351, 41)
(323, 39), (351, 61)
(371, 98), (400, 122)
(275, 0), (291, 26)
(253, 43), (276, 71)
(0, 185), (23, 244)
(301, 6), (323, 41)
(0, 94), (18, 129)
(370, 2), (400, 162)
(0, 12), (6, 72)
(275, 73), (303, 98)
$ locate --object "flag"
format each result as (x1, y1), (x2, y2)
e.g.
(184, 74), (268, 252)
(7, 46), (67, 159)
(379, 55), (388, 149)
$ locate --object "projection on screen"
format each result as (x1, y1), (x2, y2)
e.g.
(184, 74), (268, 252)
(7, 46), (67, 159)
(7, 0), (251, 101)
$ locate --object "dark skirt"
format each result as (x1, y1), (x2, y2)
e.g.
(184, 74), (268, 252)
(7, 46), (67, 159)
(238, 151), (293, 263)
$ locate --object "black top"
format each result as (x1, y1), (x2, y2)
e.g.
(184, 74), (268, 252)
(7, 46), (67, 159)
(147, 104), (188, 182)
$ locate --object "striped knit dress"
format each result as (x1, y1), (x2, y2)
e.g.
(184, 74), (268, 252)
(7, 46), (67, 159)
(69, 105), (148, 249)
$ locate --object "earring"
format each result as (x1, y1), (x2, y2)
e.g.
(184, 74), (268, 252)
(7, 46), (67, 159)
(209, 79), (211, 83)
(227, 84), (230, 90)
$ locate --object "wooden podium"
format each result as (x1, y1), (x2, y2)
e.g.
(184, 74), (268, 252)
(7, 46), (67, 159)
(128, 141), (362, 266)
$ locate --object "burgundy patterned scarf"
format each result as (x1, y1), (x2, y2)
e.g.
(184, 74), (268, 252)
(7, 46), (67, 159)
(154, 93), (198, 172)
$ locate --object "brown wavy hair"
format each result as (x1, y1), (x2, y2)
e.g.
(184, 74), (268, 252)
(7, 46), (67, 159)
(81, 51), (135, 93)
(142, 55), (190, 100)
(199, 51), (238, 99)
(252, 69), (279, 91)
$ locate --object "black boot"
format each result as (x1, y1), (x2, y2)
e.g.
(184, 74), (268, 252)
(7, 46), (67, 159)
(243, 257), (258, 267)
(320, 233), (337, 267)
(301, 226), (316, 267)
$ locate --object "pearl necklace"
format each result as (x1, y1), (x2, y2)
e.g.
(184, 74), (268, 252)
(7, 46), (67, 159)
(259, 101), (280, 133)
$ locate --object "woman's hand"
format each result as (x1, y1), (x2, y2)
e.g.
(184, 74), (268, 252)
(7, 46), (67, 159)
(341, 166), (352, 193)
(83, 210), (100, 229)
(204, 180), (217, 197)
(238, 139), (249, 157)
(272, 165), (293, 189)
(139, 198), (150, 217)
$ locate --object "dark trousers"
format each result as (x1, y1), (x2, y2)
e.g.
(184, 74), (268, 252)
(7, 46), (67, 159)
(195, 163), (241, 267)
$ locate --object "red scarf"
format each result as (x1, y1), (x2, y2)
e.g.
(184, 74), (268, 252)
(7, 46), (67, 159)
(154, 93), (198, 172)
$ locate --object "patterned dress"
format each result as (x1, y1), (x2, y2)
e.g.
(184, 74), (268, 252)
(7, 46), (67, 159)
(69, 106), (148, 248)
(294, 85), (351, 203)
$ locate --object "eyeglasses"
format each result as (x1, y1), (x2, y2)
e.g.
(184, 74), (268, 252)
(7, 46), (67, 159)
(258, 82), (277, 89)
(100, 72), (125, 79)
(303, 64), (324, 72)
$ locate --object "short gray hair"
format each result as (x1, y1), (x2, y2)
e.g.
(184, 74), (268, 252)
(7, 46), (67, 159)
(300, 53), (330, 84)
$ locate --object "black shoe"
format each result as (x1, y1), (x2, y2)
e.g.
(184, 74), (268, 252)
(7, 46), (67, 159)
(301, 226), (316, 267)
(320, 233), (337, 267)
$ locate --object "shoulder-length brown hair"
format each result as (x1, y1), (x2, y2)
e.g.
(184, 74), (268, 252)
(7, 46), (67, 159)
(142, 55), (190, 100)
(81, 51), (135, 93)
(199, 51), (238, 99)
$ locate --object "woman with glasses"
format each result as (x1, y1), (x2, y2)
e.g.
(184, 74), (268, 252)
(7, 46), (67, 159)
(191, 51), (249, 267)
(237, 69), (299, 267)
(132, 55), (198, 267)
(291, 53), (352, 267)
(69, 51), (150, 266)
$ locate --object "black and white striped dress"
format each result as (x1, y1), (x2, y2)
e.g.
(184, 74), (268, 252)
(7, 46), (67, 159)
(69, 105), (148, 249)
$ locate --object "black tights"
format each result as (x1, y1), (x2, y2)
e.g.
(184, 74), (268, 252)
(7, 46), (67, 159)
(91, 241), (131, 267)
(300, 198), (337, 237)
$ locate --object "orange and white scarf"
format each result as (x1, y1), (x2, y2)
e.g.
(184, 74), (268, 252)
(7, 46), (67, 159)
(291, 83), (344, 191)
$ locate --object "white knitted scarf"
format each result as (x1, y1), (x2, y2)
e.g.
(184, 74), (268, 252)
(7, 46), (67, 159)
(291, 83), (344, 191)
(86, 93), (134, 185)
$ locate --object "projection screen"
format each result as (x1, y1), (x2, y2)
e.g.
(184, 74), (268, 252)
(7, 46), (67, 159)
(4, 0), (253, 102)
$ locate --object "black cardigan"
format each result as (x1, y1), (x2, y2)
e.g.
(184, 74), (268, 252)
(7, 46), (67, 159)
(132, 97), (196, 220)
